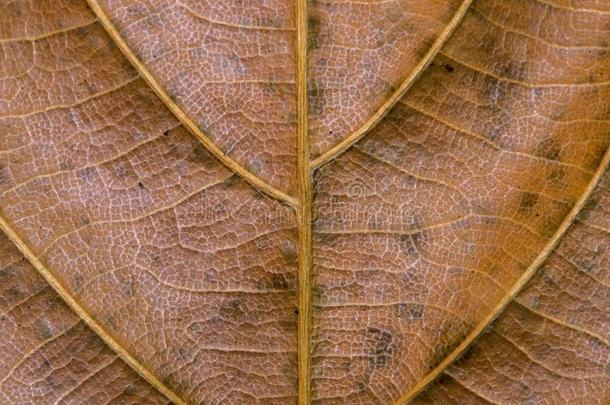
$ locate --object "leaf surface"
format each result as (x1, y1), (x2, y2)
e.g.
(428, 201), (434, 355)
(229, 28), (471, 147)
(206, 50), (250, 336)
(0, 232), (168, 404)
(0, 0), (609, 404)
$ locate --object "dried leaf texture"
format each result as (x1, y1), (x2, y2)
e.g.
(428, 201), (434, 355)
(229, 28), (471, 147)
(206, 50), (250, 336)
(0, 233), (167, 404)
(0, 1), (298, 403)
(307, 0), (464, 155)
(0, 0), (609, 404)
(311, 0), (610, 402)
(95, 0), (298, 194)
(414, 169), (610, 404)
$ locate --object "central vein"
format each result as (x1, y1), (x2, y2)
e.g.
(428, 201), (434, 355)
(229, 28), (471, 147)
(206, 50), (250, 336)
(296, 0), (313, 403)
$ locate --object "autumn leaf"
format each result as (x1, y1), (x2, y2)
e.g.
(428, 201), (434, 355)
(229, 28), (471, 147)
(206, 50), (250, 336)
(0, 0), (609, 404)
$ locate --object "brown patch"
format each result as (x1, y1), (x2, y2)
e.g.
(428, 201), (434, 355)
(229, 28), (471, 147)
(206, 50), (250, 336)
(441, 63), (455, 73)
(281, 242), (298, 264)
(308, 9), (322, 49)
(536, 138), (562, 161)
(219, 296), (245, 319)
(548, 167), (566, 187)
(0, 164), (11, 185)
(308, 81), (326, 116)
(187, 143), (210, 163)
(366, 327), (398, 369)
(222, 174), (238, 188)
(578, 198), (598, 221)
(269, 273), (290, 290)
(395, 303), (424, 321)
(34, 319), (54, 339)
(122, 384), (137, 396)
(519, 192), (539, 212)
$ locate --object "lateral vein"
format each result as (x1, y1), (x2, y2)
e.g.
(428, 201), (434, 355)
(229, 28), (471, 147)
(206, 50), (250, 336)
(310, 0), (475, 169)
(85, 0), (298, 208)
(396, 144), (610, 404)
(0, 215), (187, 405)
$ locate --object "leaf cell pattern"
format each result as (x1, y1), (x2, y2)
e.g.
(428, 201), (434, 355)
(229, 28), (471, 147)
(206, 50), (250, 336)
(0, 0), (609, 404)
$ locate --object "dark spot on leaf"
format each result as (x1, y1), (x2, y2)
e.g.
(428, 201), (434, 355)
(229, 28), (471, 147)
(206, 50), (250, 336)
(278, 318), (297, 332)
(270, 273), (290, 290)
(308, 9), (322, 49)
(519, 192), (539, 212)
(536, 138), (561, 161)
(0, 262), (21, 281)
(548, 167), (566, 187)
(45, 375), (60, 389)
(6, 286), (24, 301)
(578, 198), (598, 221)
(281, 242), (298, 264)
(188, 143), (210, 163)
(395, 303), (424, 321)
(34, 319), (54, 339)
(122, 385), (137, 396)
(222, 174), (238, 188)
(441, 63), (455, 73)
(220, 296), (245, 319)
(366, 327), (398, 369)
(308, 81), (326, 116)
(501, 60), (529, 81)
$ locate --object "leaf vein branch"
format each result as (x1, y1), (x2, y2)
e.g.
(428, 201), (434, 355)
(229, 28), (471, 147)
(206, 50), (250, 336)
(310, 0), (475, 169)
(0, 216), (187, 404)
(397, 144), (610, 404)
(85, 0), (298, 208)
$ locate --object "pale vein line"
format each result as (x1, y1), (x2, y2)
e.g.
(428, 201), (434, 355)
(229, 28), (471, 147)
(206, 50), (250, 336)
(0, 20), (97, 43)
(400, 100), (595, 176)
(494, 330), (583, 379)
(316, 214), (471, 235)
(54, 357), (118, 404)
(441, 373), (498, 404)
(355, 147), (470, 203)
(311, 0), (475, 169)
(0, 76), (139, 120)
(398, 145), (610, 404)
(1, 128), (175, 197)
(3, 285), (50, 316)
(441, 51), (610, 89)
(576, 218), (610, 235)
(554, 250), (610, 288)
(0, 320), (81, 385)
(473, 6), (610, 51)
(180, 3), (295, 32)
(513, 299), (610, 346)
(0, 217), (186, 404)
(85, 0), (298, 208)
(37, 175), (232, 256)
(534, 0), (610, 14)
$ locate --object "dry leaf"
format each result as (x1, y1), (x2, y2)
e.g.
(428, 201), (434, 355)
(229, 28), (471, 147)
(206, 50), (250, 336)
(0, 0), (609, 404)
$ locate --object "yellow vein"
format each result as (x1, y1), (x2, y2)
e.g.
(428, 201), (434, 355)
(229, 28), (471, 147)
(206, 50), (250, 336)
(0, 215), (186, 404)
(396, 144), (610, 404)
(0, 19), (97, 43)
(296, 0), (313, 403)
(85, 0), (298, 208)
(0, 320), (81, 385)
(310, 0), (474, 169)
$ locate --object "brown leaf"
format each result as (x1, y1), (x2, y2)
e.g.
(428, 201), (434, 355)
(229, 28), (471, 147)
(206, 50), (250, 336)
(0, 0), (608, 404)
